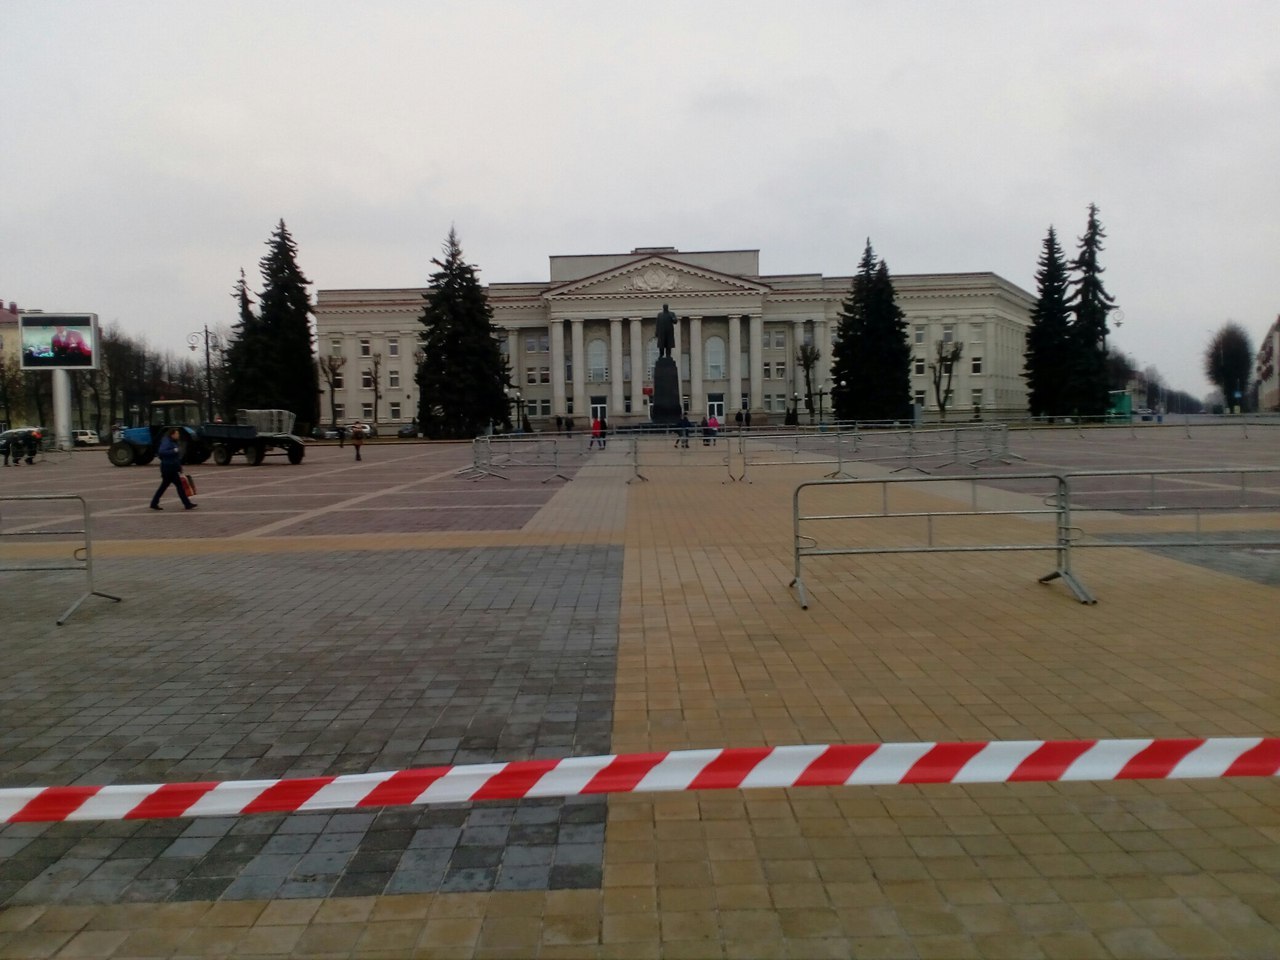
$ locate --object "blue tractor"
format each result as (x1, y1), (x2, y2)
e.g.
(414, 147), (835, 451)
(107, 400), (305, 467)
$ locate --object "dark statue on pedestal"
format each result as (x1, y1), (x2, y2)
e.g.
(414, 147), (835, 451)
(651, 303), (681, 424)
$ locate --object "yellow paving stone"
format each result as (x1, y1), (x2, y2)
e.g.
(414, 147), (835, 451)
(312, 897), (377, 925)
(195, 901), (267, 927)
(355, 919), (425, 952)
(50, 929), (130, 958)
(218, 923), (304, 956)
(115, 927), (195, 957)
(0, 910), (45, 935)
(254, 899), (322, 927)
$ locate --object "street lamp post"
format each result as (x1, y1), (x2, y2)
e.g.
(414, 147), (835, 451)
(791, 392), (800, 427)
(187, 326), (217, 423)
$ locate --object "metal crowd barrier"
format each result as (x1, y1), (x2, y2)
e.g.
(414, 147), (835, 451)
(789, 467), (1280, 608)
(0, 495), (122, 624)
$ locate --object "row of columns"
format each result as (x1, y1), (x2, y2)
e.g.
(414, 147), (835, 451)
(538, 314), (833, 418)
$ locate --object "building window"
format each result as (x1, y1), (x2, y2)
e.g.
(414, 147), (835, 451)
(914, 390), (926, 407)
(646, 338), (659, 380)
(389, 369), (400, 388)
(914, 358), (925, 376)
(914, 325), (925, 344)
(388, 338), (399, 357)
(943, 324), (955, 343)
(587, 338), (608, 382)
(802, 328), (813, 346)
(772, 330), (787, 349)
(334, 403), (345, 420)
(333, 371), (344, 389)
(389, 401), (401, 419)
(361, 402), (374, 419)
(971, 356), (983, 375)
(329, 339), (342, 357)
(525, 333), (549, 353)
(762, 361), (773, 380)
(360, 338), (371, 357)
(540, 367), (551, 384)
(971, 389), (984, 409)
(536, 398), (551, 416)
(362, 371), (374, 389)
(705, 336), (726, 378)
(970, 323), (985, 343)
(526, 366), (538, 385)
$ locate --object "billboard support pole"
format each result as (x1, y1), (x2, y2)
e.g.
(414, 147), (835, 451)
(52, 369), (72, 451)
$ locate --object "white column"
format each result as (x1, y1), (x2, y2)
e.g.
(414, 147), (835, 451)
(748, 313), (764, 412)
(571, 318), (586, 418)
(673, 314), (683, 376)
(550, 319), (566, 416)
(609, 318), (625, 416)
(728, 314), (743, 415)
(629, 317), (643, 418)
(814, 318), (830, 383)
(689, 315), (703, 416)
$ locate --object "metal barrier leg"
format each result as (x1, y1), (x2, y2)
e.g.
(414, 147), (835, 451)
(627, 436), (649, 484)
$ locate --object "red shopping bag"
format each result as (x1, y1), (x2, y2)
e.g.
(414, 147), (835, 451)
(180, 474), (197, 497)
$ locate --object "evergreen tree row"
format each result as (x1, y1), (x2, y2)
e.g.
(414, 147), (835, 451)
(1023, 204), (1118, 418)
(830, 240), (913, 422)
(225, 220), (320, 431)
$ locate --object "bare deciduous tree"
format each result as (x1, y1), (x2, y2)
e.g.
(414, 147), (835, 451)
(928, 340), (964, 421)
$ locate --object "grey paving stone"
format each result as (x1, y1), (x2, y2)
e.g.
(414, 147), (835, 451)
(0, 543), (621, 903)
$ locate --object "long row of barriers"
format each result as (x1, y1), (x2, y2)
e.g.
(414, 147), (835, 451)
(0, 495), (122, 624)
(789, 467), (1280, 608)
(466, 425), (1020, 484)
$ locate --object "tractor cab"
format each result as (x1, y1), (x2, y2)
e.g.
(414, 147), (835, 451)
(150, 400), (202, 428)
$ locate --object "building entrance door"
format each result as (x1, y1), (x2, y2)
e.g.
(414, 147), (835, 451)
(589, 397), (607, 422)
(707, 393), (725, 420)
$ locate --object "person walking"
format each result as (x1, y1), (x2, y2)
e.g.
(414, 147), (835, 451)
(350, 421), (368, 461)
(150, 428), (196, 510)
(708, 414), (719, 445)
(590, 417), (603, 449)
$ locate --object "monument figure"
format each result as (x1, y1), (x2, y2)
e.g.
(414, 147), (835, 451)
(655, 303), (676, 359)
(650, 303), (681, 423)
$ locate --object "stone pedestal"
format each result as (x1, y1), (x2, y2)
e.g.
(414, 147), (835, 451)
(651, 356), (681, 423)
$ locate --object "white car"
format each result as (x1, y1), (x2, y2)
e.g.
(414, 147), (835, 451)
(72, 430), (100, 446)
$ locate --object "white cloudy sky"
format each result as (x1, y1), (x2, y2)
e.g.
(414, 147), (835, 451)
(4, 0), (1277, 396)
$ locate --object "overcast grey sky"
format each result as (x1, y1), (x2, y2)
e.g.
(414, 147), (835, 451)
(4, 0), (1277, 396)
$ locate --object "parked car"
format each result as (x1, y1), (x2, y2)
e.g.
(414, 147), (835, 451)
(72, 429), (100, 446)
(397, 423), (420, 438)
(311, 426), (340, 439)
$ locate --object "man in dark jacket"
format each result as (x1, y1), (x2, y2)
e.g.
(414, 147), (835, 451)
(150, 429), (196, 510)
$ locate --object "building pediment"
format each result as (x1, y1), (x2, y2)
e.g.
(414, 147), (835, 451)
(544, 256), (769, 301)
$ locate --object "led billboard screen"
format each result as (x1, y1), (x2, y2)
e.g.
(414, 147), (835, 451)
(19, 314), (100, 370)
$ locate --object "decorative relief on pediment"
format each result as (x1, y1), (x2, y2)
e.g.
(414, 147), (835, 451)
(619, 267), (694, 292)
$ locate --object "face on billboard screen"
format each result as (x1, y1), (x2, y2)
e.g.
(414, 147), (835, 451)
(20, 314), (99, 369)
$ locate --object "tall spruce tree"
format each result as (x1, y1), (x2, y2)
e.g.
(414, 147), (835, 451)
(224, 268), (263, 416)
(1022, 226), (1072, 418)
(225, 222), (319, 429)
(831, 240), (911, 422)
(416, 228), (510, 439)
(1065, 203), (1116, 417)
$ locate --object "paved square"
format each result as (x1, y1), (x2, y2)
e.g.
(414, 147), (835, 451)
(1, 427), (1278, 957)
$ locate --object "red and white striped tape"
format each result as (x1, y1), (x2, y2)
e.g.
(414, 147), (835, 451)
(3, 737), (1277, 824)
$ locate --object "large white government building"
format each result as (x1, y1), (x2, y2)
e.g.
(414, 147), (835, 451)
(313, 246), (1036, 429)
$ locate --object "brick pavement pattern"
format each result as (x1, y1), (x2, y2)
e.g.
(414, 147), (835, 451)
(0, 431), (1278, 958)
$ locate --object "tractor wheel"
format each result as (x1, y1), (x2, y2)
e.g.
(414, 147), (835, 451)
(136, 450), (155, 466)
(286, 442), (304, 465)
(244, 444), (266, 466)
(107, 441), (136, 467)
(212, 444), (232, 466)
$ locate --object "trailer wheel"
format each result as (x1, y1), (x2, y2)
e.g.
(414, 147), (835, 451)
(107, 441), (136, 467)
(212, 444), (232, 466)
(286, 442), (304, 465)
(244, 444), (266, 466)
